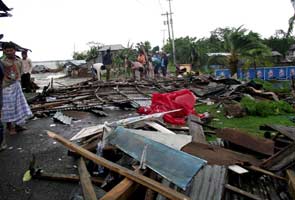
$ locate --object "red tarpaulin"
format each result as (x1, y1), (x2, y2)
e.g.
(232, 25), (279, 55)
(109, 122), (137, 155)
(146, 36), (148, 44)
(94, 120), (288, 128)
(138, 89), (203, 125)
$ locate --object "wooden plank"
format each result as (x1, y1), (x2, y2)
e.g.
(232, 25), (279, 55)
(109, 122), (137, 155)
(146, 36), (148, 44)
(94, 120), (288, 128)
(144, 121), (176, 135)
(215, 128), (274, 156)
(100, 169), (142, 200)
(287, 169), (295, 199)
(47, 131), (191, 200)
(247, 165), (287, 181)
(261, 143), (295, 171)
(78, 157), (97, 200)
(225, 184), (262, 200)
(264, 124), (295, 141)
(187, 115), (206, 144)
(70, 124), (104, 141)
(33, 172), (104, 186)
(181, 142), (261, 166)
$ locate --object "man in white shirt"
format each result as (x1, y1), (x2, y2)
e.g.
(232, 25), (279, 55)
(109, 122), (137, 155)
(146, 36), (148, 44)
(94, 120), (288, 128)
(92, 63), (106, 81)
(21, 51), (33, 92)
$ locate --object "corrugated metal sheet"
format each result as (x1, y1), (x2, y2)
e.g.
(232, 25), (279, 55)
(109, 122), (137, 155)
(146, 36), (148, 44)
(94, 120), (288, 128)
(185, 165), (227, 200)
(108, 127), (207, 190)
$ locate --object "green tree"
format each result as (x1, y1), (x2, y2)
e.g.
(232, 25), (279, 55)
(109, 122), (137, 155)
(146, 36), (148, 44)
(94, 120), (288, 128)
(163, 36), (197, 64)
(73, 51), (87, 60)
(263, 31), (295, 57)
(223, 26), (266, 75)
(287, 0), (295, 37)
(243, 43), (272, 78)
(72, 41), (103, 61)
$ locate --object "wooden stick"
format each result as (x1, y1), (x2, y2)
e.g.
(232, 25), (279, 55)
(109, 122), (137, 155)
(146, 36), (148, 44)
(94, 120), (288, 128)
(47, 131), (190, 200)
(33, 172), (104, 186)
(78, 157), (97, 200)
(247, 165), (287, 181)
(225, 184), (262, 200)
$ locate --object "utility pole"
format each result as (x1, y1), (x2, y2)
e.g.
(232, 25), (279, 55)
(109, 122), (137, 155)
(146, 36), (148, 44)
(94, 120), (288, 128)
(167, 0), (176, 65)
(161, 12), (172, 48)
(161, 29), (166, 47)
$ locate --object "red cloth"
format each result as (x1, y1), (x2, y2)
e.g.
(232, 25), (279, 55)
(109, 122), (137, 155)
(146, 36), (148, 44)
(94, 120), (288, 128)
(137, 89), (199, 125)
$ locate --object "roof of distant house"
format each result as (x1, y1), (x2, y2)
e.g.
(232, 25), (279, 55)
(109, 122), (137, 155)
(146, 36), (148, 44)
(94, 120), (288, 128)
(98, 44), (125, 52)
(64, 60), (87, 67)
(0, 0), (12, 17)
(207, 52), (231, 57)
(271, 51), (282, 57)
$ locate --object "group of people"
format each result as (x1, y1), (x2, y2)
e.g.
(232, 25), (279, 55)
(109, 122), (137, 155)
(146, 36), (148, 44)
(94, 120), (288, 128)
(0, 42), (33, 151)
(92, 49), (169, 82)
(127, 51), (169, 81)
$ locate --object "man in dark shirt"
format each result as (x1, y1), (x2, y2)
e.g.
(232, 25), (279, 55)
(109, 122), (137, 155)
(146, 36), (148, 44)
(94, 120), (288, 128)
(102, 49), (112, 81)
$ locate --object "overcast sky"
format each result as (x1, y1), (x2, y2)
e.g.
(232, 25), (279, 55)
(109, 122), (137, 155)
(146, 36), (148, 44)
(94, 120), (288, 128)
(0, 0), (293, 61)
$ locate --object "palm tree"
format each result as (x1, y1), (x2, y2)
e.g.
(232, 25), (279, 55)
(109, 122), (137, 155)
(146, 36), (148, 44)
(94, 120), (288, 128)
(243, 44), (272, 78)
(207, 27), (271, 76)
(224, 27), (266, 75)
(287, 0), (295, 37)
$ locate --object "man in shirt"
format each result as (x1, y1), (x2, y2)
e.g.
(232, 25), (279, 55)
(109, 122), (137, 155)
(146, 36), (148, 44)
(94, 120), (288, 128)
(21, 50), (33, 92)
(1, 42), (32, 135)
(102, 49), (112, 81)
(0, 60), (5, 150)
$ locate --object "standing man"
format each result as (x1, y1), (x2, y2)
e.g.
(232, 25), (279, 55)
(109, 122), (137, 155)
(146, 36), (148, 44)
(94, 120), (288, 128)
(1, 42), (32, 135)
(21, 50), (33, 92)
(0, 60), (5, 150)
(161, 52), (169, 77)
(103, 49), (112, 81)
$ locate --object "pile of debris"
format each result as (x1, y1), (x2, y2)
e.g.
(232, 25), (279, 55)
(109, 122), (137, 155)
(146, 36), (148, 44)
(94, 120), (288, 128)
(27, 76), (295, 200)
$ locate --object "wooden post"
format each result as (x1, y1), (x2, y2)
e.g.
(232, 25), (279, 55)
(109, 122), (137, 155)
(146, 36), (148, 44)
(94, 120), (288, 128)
(78, 157), (97, 200)
(47, 131), (190, 200)
(225, 184), (262, 200)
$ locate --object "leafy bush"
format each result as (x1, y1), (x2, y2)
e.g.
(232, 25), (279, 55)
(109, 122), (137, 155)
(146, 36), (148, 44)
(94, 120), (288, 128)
(253, 79), (290, 93)
(241, 97), (294, 116)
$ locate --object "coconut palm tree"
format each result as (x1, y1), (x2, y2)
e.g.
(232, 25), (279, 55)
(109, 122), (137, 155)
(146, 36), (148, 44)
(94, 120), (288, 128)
(287, 0), (295, 37)
(224, 27), (267, 75)
(207, 27), (271, 76)
(243, 44), (272, 78)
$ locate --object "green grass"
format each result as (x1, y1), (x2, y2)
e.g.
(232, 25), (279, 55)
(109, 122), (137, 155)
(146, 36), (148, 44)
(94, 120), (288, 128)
(196, 104), (295, 137)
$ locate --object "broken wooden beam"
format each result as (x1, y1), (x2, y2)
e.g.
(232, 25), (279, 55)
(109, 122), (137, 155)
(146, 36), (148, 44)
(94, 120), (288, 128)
(78, 157), (97, 200)
(225, 184), (262, 200)
(261, 143), (295, 171)
(47, 131), (191, 200)
(33, 171), (104, 186)
(247, 165), (287, 181)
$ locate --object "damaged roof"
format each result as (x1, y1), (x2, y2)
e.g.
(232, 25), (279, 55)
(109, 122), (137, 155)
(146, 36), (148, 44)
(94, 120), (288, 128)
(99, 44), (125, 52)
(0, 0), (12, 17)
(0, 41), (31, 52)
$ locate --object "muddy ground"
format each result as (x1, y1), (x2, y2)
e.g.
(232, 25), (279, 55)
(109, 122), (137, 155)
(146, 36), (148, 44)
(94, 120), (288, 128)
(0, 74), (135, 200)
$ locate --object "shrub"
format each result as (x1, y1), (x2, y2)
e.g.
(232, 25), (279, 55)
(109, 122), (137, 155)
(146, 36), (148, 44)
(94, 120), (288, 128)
(241, 96), (294, 116)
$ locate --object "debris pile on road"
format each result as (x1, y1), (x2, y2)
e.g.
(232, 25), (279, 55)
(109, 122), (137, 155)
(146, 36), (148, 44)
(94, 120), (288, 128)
(26, 76), (295, 200)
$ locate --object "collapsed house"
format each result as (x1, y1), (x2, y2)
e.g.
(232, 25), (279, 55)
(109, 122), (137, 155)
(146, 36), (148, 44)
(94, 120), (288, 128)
(25, 76), (295, 200)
